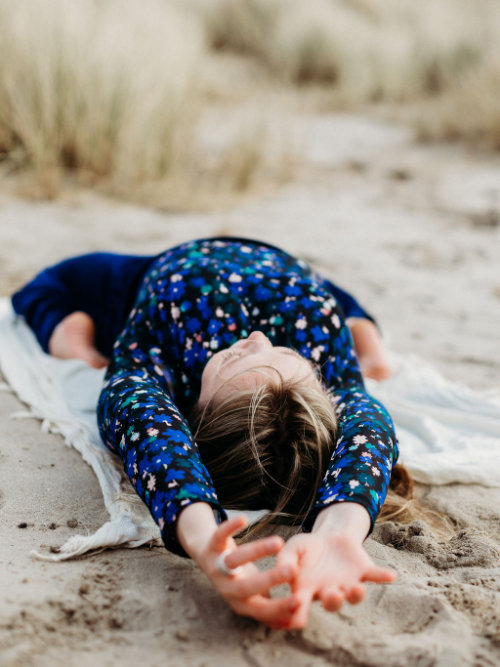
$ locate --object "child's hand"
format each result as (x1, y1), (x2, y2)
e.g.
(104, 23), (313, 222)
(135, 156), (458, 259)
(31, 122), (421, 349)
(197, 515), (300, 628)
(277, 532), (396, 628)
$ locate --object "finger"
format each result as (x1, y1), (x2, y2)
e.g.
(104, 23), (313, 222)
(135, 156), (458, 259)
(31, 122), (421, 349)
(232, 564), (297, 598)
(240, 594), (300, 627)
(284, 589), (314, 629)
(345, 583), (366, 605)
(225, 536), (284, 569)
(211, 515), (248, 552)
(276, 545), (300, 572)
(362, 565), (397, 584)
(320, 587), (345, 612)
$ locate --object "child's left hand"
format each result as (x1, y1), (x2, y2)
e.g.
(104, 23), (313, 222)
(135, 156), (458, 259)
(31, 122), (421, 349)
(276, 532), (396, 629)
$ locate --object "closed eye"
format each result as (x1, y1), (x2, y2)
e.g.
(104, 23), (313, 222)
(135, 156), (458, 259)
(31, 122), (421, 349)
(220, 349), (242, 367)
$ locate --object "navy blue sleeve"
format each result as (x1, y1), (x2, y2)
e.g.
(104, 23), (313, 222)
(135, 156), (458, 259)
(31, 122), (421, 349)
(12, 265), (75, 352)
(11, 253), (156, 355)
(292, 294), (398, 533)
(323, 280), (376, 324)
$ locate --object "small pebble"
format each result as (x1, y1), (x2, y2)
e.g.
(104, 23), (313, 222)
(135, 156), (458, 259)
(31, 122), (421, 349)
(17, 522), (28, 529)
(66, 519), (78, 528)
(48, 522), (57, 530)
(175, 628), (189, 641)
(79, 583), (90, 595)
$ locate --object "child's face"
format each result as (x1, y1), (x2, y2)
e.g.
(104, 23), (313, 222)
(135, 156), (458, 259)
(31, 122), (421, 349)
(199, 331), (316, 405)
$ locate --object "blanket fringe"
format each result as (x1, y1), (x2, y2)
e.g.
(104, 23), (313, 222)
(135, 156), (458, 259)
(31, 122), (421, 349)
(31, 514), (162, 561)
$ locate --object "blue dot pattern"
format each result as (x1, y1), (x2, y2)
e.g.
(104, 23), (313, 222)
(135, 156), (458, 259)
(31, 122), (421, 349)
(97, 239), (399, 555)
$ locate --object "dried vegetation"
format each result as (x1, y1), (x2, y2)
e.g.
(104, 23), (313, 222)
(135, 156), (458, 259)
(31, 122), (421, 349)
(0, 0), (499, 206)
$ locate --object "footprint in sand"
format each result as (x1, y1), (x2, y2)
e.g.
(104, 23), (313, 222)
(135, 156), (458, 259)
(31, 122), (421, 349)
(374, 520), (499, 569)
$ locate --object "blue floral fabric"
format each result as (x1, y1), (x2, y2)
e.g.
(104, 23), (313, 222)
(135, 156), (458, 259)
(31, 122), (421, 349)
(97, 238), (399, 555)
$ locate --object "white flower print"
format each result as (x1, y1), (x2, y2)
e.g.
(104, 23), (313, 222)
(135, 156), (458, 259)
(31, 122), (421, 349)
(311, 346), (323, 361)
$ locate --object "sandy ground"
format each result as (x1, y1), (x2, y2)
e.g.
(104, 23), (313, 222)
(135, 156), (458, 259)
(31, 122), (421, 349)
(0, 113), (499, 667)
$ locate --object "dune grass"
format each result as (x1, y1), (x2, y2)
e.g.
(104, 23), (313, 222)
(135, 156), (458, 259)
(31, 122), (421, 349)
(415, 57), (500, 150)
(199, 0), (497, 98)
(195, 0), (500, 149)
(0, 0), (205, 195)
(0, 0), (499, 207)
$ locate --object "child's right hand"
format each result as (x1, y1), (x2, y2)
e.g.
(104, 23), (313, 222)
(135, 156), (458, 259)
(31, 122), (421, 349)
(196, 515), (300, 628)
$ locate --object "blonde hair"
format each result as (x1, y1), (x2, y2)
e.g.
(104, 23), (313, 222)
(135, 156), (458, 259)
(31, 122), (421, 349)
(189, 374), (420, 536)
(189, 377), (337, 534)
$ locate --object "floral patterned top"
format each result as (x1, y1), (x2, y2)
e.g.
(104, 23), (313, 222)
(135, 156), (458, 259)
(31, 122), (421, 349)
(97, 238), (399, 555)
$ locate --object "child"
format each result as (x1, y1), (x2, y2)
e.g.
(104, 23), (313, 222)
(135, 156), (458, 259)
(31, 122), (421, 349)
(12, 237), (398, 629)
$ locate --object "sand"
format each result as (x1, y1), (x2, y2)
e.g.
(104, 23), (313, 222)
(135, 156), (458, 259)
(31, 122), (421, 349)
(0, 113), (499, 667)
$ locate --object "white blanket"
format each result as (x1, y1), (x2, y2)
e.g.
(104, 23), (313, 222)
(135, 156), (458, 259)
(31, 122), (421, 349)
(1, 298), (499, 560)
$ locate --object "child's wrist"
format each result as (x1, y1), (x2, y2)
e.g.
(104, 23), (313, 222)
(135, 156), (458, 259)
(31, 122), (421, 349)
(312, 502), (370, 544)
(176, 502), (218, 562)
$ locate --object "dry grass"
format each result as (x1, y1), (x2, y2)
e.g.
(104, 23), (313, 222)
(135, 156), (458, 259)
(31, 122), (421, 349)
(0, 0), (286, 205)
(0, 0), (205, 193)
(416, 57), (500, 151)
(194, 0), (500, 149)
(1, 0), (499, 208)
(198, 0), (498, 99)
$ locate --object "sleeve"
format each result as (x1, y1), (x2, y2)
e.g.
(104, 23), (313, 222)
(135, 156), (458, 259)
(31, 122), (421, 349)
(11, 263), (76, 352)
(295, 295), (399, 534)
(97, 290), (226, 557)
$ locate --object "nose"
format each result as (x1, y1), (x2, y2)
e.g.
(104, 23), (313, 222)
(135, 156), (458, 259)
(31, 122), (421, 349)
(245, 331), (272, 348)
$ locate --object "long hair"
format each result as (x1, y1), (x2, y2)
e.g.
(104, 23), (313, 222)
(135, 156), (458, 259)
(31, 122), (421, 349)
(189, 377), (338, 534)
(189, 376), (419, 536)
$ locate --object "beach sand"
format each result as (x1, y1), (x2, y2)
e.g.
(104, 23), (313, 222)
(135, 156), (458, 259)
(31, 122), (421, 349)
(1, 114), (499, 666)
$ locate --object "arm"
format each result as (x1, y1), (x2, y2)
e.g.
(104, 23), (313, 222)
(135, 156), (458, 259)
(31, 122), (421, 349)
(12, 252), (154, 359)
(276, 289), (398, 626)
(301, 294), (399, 532)
(309, 384), (399, 531)
(98, 363), (224, 555)
(12, 257), (112, 366)
(100, 358), (300, 624)
(12, 262), (76, 352)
